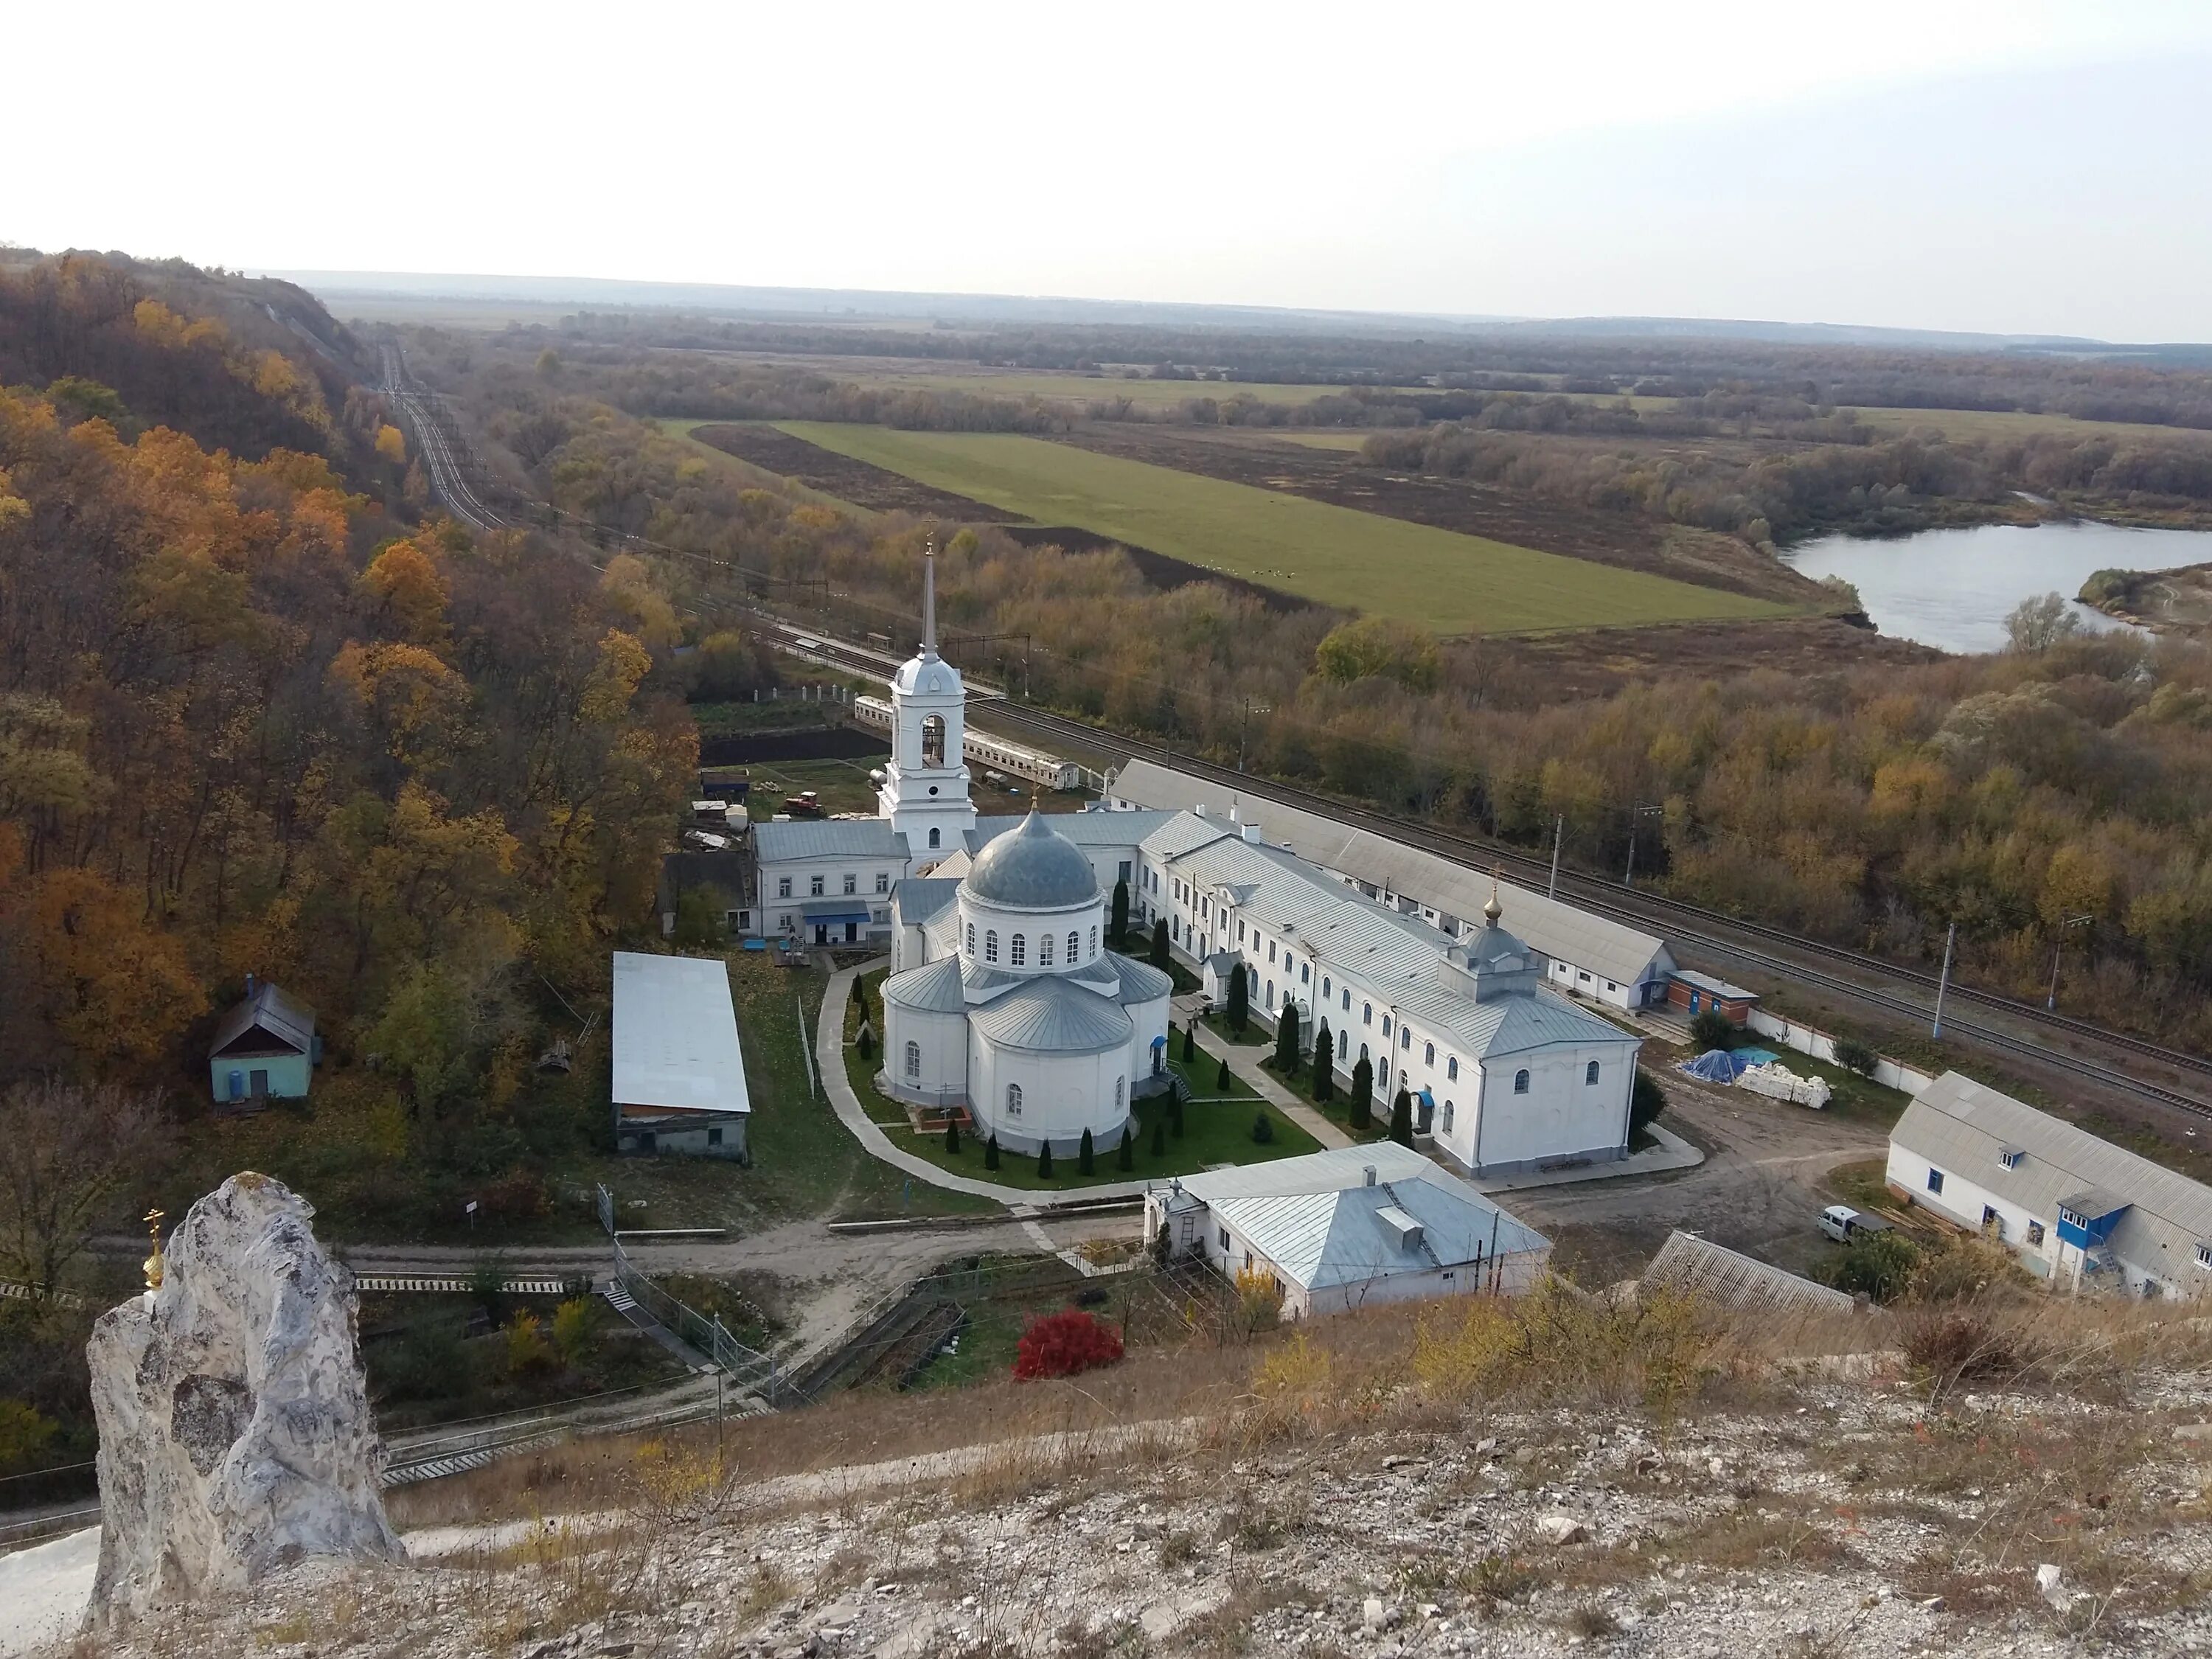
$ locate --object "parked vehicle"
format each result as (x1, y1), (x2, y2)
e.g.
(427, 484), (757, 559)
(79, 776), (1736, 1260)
(1820, 1204), (1892, 1244)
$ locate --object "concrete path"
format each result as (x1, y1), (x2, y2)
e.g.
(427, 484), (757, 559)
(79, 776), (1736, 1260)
(1181, 1020), (1353, 1150)
(816, 958), (1155, 1208)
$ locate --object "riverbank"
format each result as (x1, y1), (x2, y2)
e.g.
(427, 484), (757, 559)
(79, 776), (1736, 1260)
(2079, 561), (2212, 634)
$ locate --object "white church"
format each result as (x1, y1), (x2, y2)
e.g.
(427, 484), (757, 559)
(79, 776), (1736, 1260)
(760, 548), (1645, 1175)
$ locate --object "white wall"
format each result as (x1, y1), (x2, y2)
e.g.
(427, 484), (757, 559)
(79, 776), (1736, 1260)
(881, 1003), (969, 1105)
(969, 1034), (1131, 1156)
(1456, 1040), (1634, 1173)
(1753, 1010), (1935, 1096)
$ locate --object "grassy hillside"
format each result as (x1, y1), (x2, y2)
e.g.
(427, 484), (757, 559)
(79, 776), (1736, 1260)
(775, 422), (1798, 635)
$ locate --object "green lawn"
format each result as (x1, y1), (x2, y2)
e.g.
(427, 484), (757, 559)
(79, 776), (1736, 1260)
(844, 975), (1321, 1190)
(773, 423), (1795, 636)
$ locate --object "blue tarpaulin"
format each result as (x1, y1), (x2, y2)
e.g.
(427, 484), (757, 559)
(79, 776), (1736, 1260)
(1681, 1049), (1747, 1083)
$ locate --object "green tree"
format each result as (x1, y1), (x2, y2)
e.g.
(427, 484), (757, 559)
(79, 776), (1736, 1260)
(1832, 1037), (1879, 1078)
(1251, 1112), (1274, 1144)
(1388, 1088), (1414, 1147)
(1150, 1116), (1166, 1156)
(984, 1133), (1000, 1171)
(1688, 1009), (1736, 1053)
(1630, 1068), (1668, 1135)
(1216, 1054), (1231, 1091)
(1181, 1021), (1195, 1062)
(1349, 1055), (1374, 1133)
(1117, 1126), (1134, 1171)
(1273, 1000), (1300, 1073)
(670, 886), (721, 947)
(1079, 1127), (1095, 1175)
(1827, 1231), (1920, 1304)
(945, 1117), (961, 1153)
(2005, 591), (2083, 653)
(1110, 880), (1129, 950)
(1312, 1019), (1334, 1103)
(1313, 614), (1440, 690)
(1150, 917), (1170, 969)
(1037, 1138), (1054, 1178)
(1225, 964), (1249, 1037)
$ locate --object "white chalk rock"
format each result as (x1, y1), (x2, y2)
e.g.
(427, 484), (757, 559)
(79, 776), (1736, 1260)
(86, 1172), (399, 1624)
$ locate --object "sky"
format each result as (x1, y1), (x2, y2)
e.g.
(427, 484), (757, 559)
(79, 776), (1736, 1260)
(13, 0), (2212, 339)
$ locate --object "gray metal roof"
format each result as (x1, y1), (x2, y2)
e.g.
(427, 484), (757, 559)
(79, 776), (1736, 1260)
(891, 877), (960, 928)
(1154, 825), (1634, 1061)
(1897, 1072), (2212, 1273)
(210, 980), (316, 1060)
(1172, 1146), (1547, 1292)
(971, 808), (1178, 850)
(1112, 759), (1672, 987)
(1107, 953), (1175, 1006)
(963, 810), (1099, 909)
(883, 953), (969, 1014)
(754, 819), (908, 863)
(1640, 1231), (1855, 1316)
(610, 952), (750, 1116)
(968, 977), (1134, 1054)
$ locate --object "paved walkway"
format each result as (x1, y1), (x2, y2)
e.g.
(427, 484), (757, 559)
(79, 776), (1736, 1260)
(816, 958), (1155, 1208)
(1180, 1019), (1353, 1150)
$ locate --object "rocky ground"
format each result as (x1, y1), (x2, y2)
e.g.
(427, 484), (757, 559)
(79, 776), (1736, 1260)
(48, 1355), (2212, 1659)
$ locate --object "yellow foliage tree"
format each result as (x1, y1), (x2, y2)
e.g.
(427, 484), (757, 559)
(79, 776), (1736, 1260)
(375, 422), (407, 465)
(358, 540), (451, 646)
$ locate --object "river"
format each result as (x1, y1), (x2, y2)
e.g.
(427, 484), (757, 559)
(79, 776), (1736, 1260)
(1780, 521), (2212, 655)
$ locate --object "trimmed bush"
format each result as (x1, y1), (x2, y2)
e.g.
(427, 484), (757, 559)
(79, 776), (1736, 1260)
(1117, 1126), (1133, 1171)
(1216, 1055), (1231, 1092)
(1832, 1037), (1879, 1077)
(1150, 917), (1169, 969)
(1226, 964), (1250, 1036)
(1251, 1111), (1274, 1144)
(1181, 1022), (1196, 1063)
(1079, 1127), (1095, 1175)
(1037, 1139), (1054, 1178)
(1312, 1020), (1334, 1102)
(1388, 1088), (1414, 1147)
(984, 1133), (1000, 1171)
(945, 1118), (961, 1154)
(1110, 880), (1129, 950)
(1273, 1001), (1300, 1073)
(1012, 1309), (1124, 1380)
(1349, 1056), (1373, 1133)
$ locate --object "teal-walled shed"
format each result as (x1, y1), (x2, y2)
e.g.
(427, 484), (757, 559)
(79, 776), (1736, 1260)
(209, 978), (318, 1106)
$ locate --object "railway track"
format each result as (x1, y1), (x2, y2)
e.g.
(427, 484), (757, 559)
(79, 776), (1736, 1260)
(377, 361), (2211, 1119)
(773, 627), (2212, 1120)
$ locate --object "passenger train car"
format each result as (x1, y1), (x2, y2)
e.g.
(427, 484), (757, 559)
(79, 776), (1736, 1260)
(853, 695), (1082, 791)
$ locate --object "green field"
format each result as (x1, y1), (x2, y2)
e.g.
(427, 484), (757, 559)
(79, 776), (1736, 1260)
(776, 423), (1795, 634)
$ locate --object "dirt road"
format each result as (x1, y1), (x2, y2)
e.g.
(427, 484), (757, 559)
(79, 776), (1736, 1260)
(1510, 1076), (1889, 1285)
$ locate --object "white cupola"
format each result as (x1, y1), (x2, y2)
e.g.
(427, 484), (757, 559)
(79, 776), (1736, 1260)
(877, 542), (976, 860)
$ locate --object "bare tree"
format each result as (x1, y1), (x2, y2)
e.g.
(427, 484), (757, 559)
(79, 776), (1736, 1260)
(0, 1080), (171, 1296)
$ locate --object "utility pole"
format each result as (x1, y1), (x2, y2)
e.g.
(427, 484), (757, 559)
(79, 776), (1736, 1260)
(1624, 803), (1663, 887)
(1547, 815), (1563, 900)
(2047, 914), (2094, 1011)
(1238, 698), (1271, 773)
(1932, 922), (1956, 1040)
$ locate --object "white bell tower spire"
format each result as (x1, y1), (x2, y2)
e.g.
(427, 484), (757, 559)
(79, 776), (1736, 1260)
(877, 538), (975, 861)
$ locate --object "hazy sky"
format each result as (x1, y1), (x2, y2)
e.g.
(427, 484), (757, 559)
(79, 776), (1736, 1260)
(15, 0), (2212, 338)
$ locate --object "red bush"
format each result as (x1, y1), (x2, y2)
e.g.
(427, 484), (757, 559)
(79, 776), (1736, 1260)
(1012, 1310), (1124, 1380)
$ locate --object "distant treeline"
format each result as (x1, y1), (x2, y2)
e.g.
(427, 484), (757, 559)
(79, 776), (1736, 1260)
(516, 311), (2212, 434)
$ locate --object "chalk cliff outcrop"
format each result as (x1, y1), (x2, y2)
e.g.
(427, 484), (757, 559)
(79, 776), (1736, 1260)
(85, 1172), (398, 1624)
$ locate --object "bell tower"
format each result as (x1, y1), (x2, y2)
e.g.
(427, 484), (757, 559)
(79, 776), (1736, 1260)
(877, 543), (976, 860)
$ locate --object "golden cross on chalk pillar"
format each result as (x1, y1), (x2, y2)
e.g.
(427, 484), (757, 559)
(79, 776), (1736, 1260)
(142, 1208), (166, 1292)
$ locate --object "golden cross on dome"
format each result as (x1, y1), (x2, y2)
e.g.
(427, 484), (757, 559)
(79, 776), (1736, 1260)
(142, 1208), (166, 1292)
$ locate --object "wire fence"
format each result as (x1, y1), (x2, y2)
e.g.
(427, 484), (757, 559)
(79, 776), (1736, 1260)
(608, 1236), (785, 1400)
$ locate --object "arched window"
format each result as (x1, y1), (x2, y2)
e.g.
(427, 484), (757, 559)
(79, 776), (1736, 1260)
(1585, 1060), (1601, 1085)
(1039, 933), (1055, 967)
(1265, 981), (1275, 1007)
(1425, 1041), (1435, 1066)
(1362, 1002), (1372, 1026)
(1514, 1068), (1531, 1095)
(1300, 962), (1309, 984)
(1006, 1083), (1023, 1116)
(1341, 988), (1350, 1012)
(1067, 929), (1079, 962)
(1321, 976), (1332, 999)
(1010, 933), (1026, 966)
(928, 827), (941, 849)
(1382, 1016), (1393, 1039)
(984, 930), (999, 964)
(1441, 1100), (1455, 1133)
(1359, 1042), (1368, 1063)
(1338, 1031), (1348, 1059)
(1379, 1060), (1389, 1088)
(1237, 921), (1245, 944)
(1114, 1077), (1125, 1110)
(904, 1040), (920, 1079)
(1089, 926), (1099, 956)
(966, 922), (975, 957)
(1447, 1057), (1458, 1081)
(921, 714), (946, 767)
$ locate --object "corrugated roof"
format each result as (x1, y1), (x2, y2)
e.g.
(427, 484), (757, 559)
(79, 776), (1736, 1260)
(1897, 1072), (2212, 1273)
(891, 877), (960, 927)
(1107, 953), (1174, 1006)
(1111, 759), (1672, 987)
(968, 978), (1134, 1054)
(973, 808), (1179, 849)
(611, 952), (749, 1116)
(209, 981), (316, 1059)
(754, 819), (908, 862)
(1640, 1231), (1855, 1315)
(1180, 1148), (1547, 1293)
(1156, 827), (1633, 1060)
(883, 953), (969, 1014)
(962, 810), (1099, 908)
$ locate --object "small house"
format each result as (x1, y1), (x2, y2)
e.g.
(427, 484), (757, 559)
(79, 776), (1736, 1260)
(611, 951), (751, 1161)
(1665, 970), (1760, 1025)
(208, 978), (317, 1106)
(1146, 1144), (1549, 1319)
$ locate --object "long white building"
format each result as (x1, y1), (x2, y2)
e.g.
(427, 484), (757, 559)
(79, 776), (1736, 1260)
(1106, 759), (1677, 1012)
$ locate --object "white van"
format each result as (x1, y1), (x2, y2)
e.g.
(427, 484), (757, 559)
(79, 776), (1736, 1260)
(1820, 1205), (1892, 1244)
